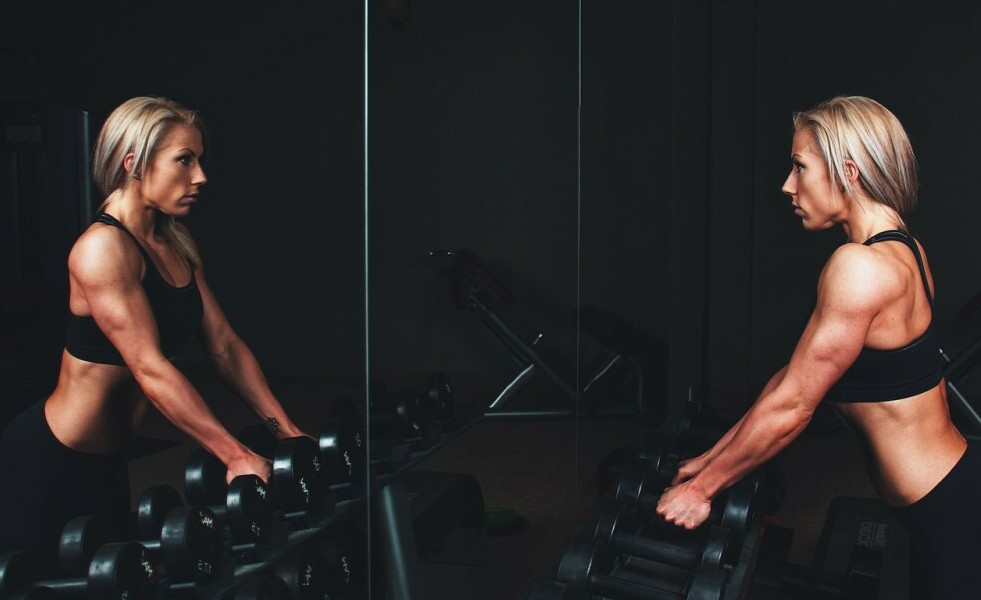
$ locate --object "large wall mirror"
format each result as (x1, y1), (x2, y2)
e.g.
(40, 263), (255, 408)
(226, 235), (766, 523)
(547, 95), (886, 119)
(0, 2), (370, 597)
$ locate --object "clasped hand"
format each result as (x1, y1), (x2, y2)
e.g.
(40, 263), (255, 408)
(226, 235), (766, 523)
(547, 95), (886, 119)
(655, 480), (712, 530)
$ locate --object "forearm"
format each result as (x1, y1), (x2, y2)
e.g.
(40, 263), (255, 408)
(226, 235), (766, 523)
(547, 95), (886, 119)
(689, 367), (787, 465)
(689, 400), (809, 499)
(211, 336), (302, 437)
(133, 359), (253, 465)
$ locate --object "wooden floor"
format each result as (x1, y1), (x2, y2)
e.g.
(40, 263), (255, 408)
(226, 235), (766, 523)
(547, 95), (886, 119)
(125, 371), (881, 600)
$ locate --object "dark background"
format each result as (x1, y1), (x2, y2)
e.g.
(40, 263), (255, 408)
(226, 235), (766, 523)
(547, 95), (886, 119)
(3, 1), (981, 598)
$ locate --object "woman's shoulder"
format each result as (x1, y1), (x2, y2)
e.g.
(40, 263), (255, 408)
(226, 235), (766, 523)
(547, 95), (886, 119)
(69, 223), (143, 283)
(819, 242), (905, 305)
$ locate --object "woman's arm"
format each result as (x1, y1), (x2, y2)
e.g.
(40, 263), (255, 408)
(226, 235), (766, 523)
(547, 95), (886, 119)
(671, 366), (787, 485)
(70, 227), (270, 482)
(192, 259), (307, 440)
(657, 245), (890, 528)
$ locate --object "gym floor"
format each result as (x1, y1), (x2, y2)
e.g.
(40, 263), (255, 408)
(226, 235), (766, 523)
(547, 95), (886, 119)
(127, 369), (879, 600)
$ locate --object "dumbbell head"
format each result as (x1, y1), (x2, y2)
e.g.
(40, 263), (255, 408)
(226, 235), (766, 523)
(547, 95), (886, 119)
(184, 447), (228, 507)
(59, 514), (123, 577)
(273, 436), (326, 512)
(225, 475), (274, 545)
(685, 564), (729, 600)
(83, 542), (158, 600)
(272, 545), (331, 600)
(157, 505), (224, 585)
(555, 537), (611, 589)
(0, 552), (46, 598)
(136, 485), (185, 539)
(319, 413), (365, 485)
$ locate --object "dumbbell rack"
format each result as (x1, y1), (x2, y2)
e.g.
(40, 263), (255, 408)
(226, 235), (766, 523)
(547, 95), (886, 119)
(369, 401), (486, 600)
(135, 398), (485, 600)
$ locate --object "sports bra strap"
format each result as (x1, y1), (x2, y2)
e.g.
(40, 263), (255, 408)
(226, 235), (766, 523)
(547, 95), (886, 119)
(864, 230), (933, 309)
(95, 213), (153, 264)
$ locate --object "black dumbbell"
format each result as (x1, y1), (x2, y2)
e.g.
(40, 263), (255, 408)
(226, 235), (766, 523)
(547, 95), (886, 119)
(236, 427), (331, 520)
(318, 407), (367, 488)
(309, 517), (368, 599)
(60, 510), (226, 587)
(182, 454), (277, 552)
(626, 431), (784, 519)
(593, 500), (734, 570)
(271, 544), (333, 600)
(369, 384), (444, 450)
(555, 537), (728, 600)
(615, 472), (758, 543)
(0, 544), (157, 600)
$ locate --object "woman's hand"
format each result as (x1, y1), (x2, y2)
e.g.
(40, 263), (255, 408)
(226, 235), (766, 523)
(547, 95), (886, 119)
(672, 454), (709, 485)
(225, 450), (273, 485)
(655, 481), (712, 530)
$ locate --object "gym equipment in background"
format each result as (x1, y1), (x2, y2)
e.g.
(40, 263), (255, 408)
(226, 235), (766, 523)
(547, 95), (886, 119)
(430, 247), (668, 425)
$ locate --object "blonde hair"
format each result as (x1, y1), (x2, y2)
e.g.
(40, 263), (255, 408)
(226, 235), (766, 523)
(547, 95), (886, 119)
(92, 96), (206, 268)
(793, 96), (918, 225)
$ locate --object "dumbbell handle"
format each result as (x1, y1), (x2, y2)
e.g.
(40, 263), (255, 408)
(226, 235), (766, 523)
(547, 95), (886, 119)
(585, 572), (685, 600)
(610, 530), (702, 568)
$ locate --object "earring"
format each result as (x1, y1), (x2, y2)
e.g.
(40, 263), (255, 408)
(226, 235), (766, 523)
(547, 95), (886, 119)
(133, 172), (141, 181)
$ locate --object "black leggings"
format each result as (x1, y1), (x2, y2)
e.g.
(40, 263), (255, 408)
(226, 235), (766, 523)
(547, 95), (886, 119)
(0, 399), (130, 572)
(892, 443), (981, 599)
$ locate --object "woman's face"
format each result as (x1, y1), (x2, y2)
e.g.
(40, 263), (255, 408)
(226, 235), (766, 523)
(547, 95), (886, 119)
(781, 128), (840, 231)
(141, 124), (206, 217)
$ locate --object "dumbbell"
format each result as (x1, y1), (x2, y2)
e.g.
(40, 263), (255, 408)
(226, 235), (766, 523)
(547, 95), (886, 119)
(593, 500), (734, 570)
(318, 406), (367, 488)
(59, 510), (226, 587)
(236, 426), (331, 519)
(369, 384), (444, 450)
(555, 537), (728, 600)
(271, 544), (333, 600)
(624, 430), (784, 519)
(616, 472), (758, 543)
(0, 544), (157, 600)
(427, 371), (458, 428)
(182, 454), (278, 553)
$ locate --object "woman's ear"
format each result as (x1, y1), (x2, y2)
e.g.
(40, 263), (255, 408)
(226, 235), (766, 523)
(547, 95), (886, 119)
(123, 153), (141, 180)
(842, 160), (860, 186)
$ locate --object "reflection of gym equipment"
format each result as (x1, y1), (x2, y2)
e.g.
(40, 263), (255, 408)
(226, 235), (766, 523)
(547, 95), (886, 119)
(941, 338), (981, 439)
(430, 248), (667, 424)
(940, 290), (981, 440)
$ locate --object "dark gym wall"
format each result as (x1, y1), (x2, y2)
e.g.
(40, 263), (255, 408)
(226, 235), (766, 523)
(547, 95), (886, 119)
(368, 2), (581, 382)
(1, 3), (364, 386)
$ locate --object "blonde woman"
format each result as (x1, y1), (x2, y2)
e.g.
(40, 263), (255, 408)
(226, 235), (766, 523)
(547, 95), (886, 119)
(656, 96), (975, 598)
(0, 96), (307, 564)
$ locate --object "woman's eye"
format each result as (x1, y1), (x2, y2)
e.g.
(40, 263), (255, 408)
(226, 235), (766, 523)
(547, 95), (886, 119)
(178, 155), (193, 166)
(793, 161), (804, 173)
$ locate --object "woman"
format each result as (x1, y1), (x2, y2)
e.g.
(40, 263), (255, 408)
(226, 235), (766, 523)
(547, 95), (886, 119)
(0, 96), (308, 564)
(656, 96), (978, 598)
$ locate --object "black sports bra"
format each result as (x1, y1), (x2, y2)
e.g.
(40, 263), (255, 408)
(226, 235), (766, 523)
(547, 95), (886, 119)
(824, 230), (944, 402)
(65, 214), (204, 366)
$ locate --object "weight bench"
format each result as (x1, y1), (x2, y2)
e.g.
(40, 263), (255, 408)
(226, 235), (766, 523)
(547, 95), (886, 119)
(430, 248), (666, 425)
